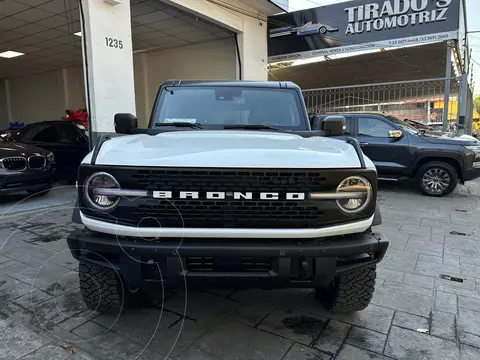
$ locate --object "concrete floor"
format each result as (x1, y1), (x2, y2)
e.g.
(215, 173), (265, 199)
(0, 181), (480, 359)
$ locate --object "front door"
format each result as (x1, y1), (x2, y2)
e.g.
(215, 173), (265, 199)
(356, 116), (411, 177)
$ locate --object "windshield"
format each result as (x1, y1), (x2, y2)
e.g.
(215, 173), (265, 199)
(384, 115), (420, 135)
(151, 86), (308, 130)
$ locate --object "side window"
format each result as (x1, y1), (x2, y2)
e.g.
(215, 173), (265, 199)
(31, 125), (61, 142)
(358, 117), (394, 137)
(15, 124), (48, 141)
(344, 117), (352, 135)
(56, 123), (82, 143)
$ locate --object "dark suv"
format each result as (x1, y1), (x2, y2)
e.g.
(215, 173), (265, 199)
(312, 112), (480, 196)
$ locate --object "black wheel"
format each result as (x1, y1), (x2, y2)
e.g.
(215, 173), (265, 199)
(79, 262), (141, 313)
(316, 266), (376, 313)
(27, 188), (51, 196)
(416, 161), (458, 197)
(319, 26), (327, 34)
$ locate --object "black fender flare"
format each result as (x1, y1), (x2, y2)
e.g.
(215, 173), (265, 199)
(372, 204), (382, 227)
(413, 152), (465, 175)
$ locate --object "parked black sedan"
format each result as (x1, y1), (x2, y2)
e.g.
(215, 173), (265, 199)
(0, 137), (55, 196)
(11, 121), (89, 183)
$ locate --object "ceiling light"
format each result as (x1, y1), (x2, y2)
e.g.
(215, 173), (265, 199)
(0, 51), (24, 59)
(74, 32), (82, 37)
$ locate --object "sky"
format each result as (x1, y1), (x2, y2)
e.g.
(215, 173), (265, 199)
(288, 0), (480, 94)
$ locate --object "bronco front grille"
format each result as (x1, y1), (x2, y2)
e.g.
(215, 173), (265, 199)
(1, 157), (27, 171)
(131, 169), (328, 191)
(132, 199), (324, 228)
(78, 166), (377, 229)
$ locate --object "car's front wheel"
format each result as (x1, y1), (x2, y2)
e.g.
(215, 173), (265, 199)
(416, 161), (458, 197)
(79, 262), (142, 313)
(319, 26), (327, 34)
(315, 265), (376, 313)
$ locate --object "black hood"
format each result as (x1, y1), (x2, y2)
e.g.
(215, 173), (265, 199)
(420, 134), (478, 146)
(0, 141), (49, 157)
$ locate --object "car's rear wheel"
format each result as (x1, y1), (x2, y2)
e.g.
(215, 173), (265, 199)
(79, 262), (141, 313)
(315, 265), (376, 313)
(416, 161), (458, 197)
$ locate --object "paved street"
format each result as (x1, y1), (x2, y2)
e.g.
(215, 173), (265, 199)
(1, 183), (480, 359)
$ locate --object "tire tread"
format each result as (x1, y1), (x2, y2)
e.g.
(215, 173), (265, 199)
(317, 266), (376, 313)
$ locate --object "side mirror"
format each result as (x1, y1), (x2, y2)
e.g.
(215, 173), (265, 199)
(310, 115), (323, 130)
(321, 115), (346, 136)
(388, 130), (403, 139)
(114, 113), (138, 134)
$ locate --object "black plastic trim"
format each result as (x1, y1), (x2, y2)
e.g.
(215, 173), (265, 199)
(67, 229), (388, 288)
(90, 135), (111, 165)
(346, 137), (366, 169)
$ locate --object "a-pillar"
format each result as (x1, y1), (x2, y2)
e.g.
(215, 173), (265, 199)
(79, 0), (136, 148)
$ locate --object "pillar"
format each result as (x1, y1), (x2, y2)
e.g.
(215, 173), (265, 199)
(236, 16), (268, 80)
(79, 0), (136, 148)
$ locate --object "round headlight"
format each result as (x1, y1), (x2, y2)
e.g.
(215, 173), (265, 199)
(336, 176), (372, 214)
(84, 172), (120, 211)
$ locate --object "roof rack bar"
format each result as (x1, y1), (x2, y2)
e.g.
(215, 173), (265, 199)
(90, 134), (111, 165)
(346, 137), (366, 169)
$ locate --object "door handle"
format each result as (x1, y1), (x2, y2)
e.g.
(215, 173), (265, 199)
(360, 142), (369, 146)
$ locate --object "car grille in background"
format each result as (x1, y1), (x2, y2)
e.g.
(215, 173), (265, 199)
(1, 157), (27, 171)
(28, 155), (46, 169)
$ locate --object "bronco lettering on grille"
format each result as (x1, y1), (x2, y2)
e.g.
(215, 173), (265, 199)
(152, 191), (306, 201)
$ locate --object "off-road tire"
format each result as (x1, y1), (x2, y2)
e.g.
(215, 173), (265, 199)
(27, 188), (51, 196)
(79, 262), (139, 313)
(415, 161), (458, 197)
(316, 265), (376, 313)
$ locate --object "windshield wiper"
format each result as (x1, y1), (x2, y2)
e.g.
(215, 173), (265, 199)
(154, 122), (203, 129)
(224, 124), (286, 132)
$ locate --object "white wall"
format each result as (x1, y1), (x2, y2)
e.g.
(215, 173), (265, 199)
(64, 66), (86, 110)
(0, 67), (87, 125)
(9, 70), (65, 124)
(134, 38), (236, 126)
(166, 0), (269, 81)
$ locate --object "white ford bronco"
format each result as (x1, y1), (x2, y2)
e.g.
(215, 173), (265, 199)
(68, 80), (389, 313)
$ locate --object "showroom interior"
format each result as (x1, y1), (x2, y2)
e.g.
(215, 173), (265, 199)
(0, 0), (284, 136)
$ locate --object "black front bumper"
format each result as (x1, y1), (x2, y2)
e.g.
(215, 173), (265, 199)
(463, 166), (480, 182)
(0, 169), (53, 194)
(67, 229), (389, 289)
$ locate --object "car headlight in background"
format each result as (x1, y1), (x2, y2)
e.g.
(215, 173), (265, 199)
(46, 152), (55, 162)
(335, 176), (372, 214)
(84, 172), (120, 211)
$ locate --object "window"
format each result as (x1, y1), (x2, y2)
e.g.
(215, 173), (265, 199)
(358, 117), (394, 137)
(56, 123), (82, 143)
(15, 124), (52, 142)
(344, 117), (352, 135)
(31, 125), (61, 142)
(153, 87), (307, 130)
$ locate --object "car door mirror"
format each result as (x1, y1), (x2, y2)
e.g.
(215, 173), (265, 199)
(388, 130), (403, 139)
(310, 115), (324, 130)
(114, 113), (138, 134)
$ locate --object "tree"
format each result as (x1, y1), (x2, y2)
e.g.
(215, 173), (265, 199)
(474, 95), (480, 117)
